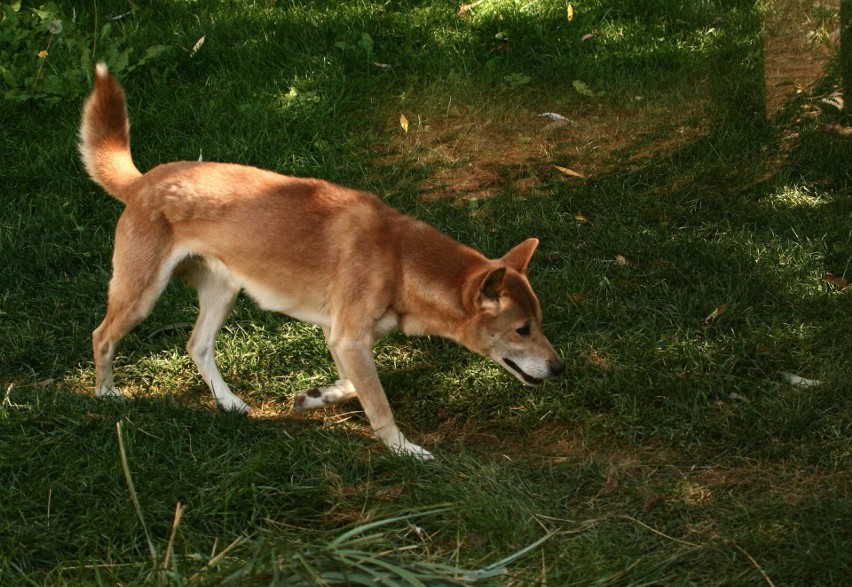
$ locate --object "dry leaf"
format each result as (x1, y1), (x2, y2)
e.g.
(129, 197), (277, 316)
(567, 2), (574, 21)
(190, 35), (205, 57)
(821, 91), (844, 111)
(702, 304), (726, 329)
(581, 33), (594, 42)
(574, 213), (588, 222)
(399, 113), (409, 133)
(553, 165), (584, 177)
(458, 0), (486, 18)
(615, 255), (628, 266)
(572, 79), (596, 97)
(580, 349), (612, 372)
(824, 272), (850, 289)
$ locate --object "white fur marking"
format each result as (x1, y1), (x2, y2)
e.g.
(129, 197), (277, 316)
(293, 379), (356, 411)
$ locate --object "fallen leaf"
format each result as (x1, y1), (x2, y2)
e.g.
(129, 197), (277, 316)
(575, 213), (588, 222)
(580, 349), (612, 372)
(702, 304), (726, 329)
(581, 33), (594, 42)
(190, 35), (205, 57)
(553, 165), (584, 177)
(567, 2), (574, 21)
(821, 91), (844, 111)
(457, 0), (486, 18)
(572, 79), (596, 97)
(615, 255), (628, 266)
(399, 113), (409, 133)
(824, 272), (850, 289)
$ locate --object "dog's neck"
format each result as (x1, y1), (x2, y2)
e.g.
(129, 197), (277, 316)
(393, 218), (488, 342)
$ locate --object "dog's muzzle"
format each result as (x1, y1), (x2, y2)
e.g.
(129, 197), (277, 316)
(502, 357), (564, 386)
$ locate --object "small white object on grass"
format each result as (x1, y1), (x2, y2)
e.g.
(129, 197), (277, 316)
(538, 112), (568, 120)
(780, 372), (822, 388)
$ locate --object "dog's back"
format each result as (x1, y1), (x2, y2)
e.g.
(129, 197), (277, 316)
(80, 64), (563, 459)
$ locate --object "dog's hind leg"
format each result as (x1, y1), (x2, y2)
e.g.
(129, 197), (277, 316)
(93, 217), (172, 399)
(184, 262), (247, 414)
(292, 326), (358, 411)
(93, 281), (166, 398)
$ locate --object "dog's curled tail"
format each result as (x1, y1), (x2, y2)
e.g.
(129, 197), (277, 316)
(78, 63), (141, 203)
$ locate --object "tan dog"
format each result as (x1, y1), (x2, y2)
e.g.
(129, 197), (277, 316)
(79, 64), (563, 459)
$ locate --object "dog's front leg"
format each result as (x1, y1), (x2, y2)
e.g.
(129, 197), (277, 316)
(329, 335), (433, 460)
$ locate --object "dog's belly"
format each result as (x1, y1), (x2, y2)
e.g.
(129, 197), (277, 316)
(193, 252), (333, 328)
(239, 278), (332, 328)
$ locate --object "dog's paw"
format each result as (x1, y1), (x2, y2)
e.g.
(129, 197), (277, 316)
(393, 439), (434, 461)
(96, 385), (123, 399)
(293, 379), (356, 412)
(379, 428), (434, 460)
(217, 395), (250, 415)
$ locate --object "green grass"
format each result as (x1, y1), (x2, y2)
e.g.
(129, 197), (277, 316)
(1, 0), (850, 584)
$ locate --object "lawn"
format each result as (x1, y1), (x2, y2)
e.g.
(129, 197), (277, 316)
(1, 0), (850, 584)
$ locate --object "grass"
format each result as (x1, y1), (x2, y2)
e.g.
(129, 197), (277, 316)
(1, 0), (850, 584)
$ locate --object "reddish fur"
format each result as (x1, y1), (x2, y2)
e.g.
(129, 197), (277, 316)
(80, 64), (561, 457)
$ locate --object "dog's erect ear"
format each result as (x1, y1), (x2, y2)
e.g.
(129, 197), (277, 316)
(501, 238), (539, 274)
(480, 266), (506, 302)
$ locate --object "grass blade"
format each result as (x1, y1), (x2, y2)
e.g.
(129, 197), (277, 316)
(115, 420), (158, 565)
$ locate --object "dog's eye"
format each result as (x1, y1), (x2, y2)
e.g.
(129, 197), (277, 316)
(515, 323), (531, 337)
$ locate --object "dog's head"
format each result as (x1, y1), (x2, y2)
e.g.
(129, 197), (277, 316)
(461, 239), (564, 385)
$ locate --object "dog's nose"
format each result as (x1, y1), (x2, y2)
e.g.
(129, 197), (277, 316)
(549, 359), (565, 377)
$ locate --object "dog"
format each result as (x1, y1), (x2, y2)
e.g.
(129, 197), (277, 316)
(79, 63), (564, 459)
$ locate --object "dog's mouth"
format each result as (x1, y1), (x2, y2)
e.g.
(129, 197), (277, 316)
(502, 358), (544, 386)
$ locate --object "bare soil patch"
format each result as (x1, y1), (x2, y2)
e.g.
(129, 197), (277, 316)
(382, 2), (839, 204)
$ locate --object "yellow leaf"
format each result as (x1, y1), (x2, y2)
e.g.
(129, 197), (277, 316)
(702, 304), (726, 329)
(190, 35), (206, 57)
(400, 113), (409, 133)
(575, 213), (588, 222)
(553, 165), (584, 177)
(567, 3), (574, 21)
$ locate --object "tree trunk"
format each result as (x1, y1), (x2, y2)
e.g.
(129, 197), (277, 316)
(842, 0), (852, 105)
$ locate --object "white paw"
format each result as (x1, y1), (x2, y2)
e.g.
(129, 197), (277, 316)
(293, 379), (356, 412)
(393, 439), (434, 460)
(217, 395), (250, 415)
(96, 384), (123, 398)
(380, 428), (434, 460)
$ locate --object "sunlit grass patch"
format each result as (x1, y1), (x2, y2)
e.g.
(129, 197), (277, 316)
(765, 183), (835, 209)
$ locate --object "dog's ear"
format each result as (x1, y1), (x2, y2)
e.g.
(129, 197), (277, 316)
(463, 266), (506, 313)
(501, 238), (539, 274)
(480, 266), (506, 301)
